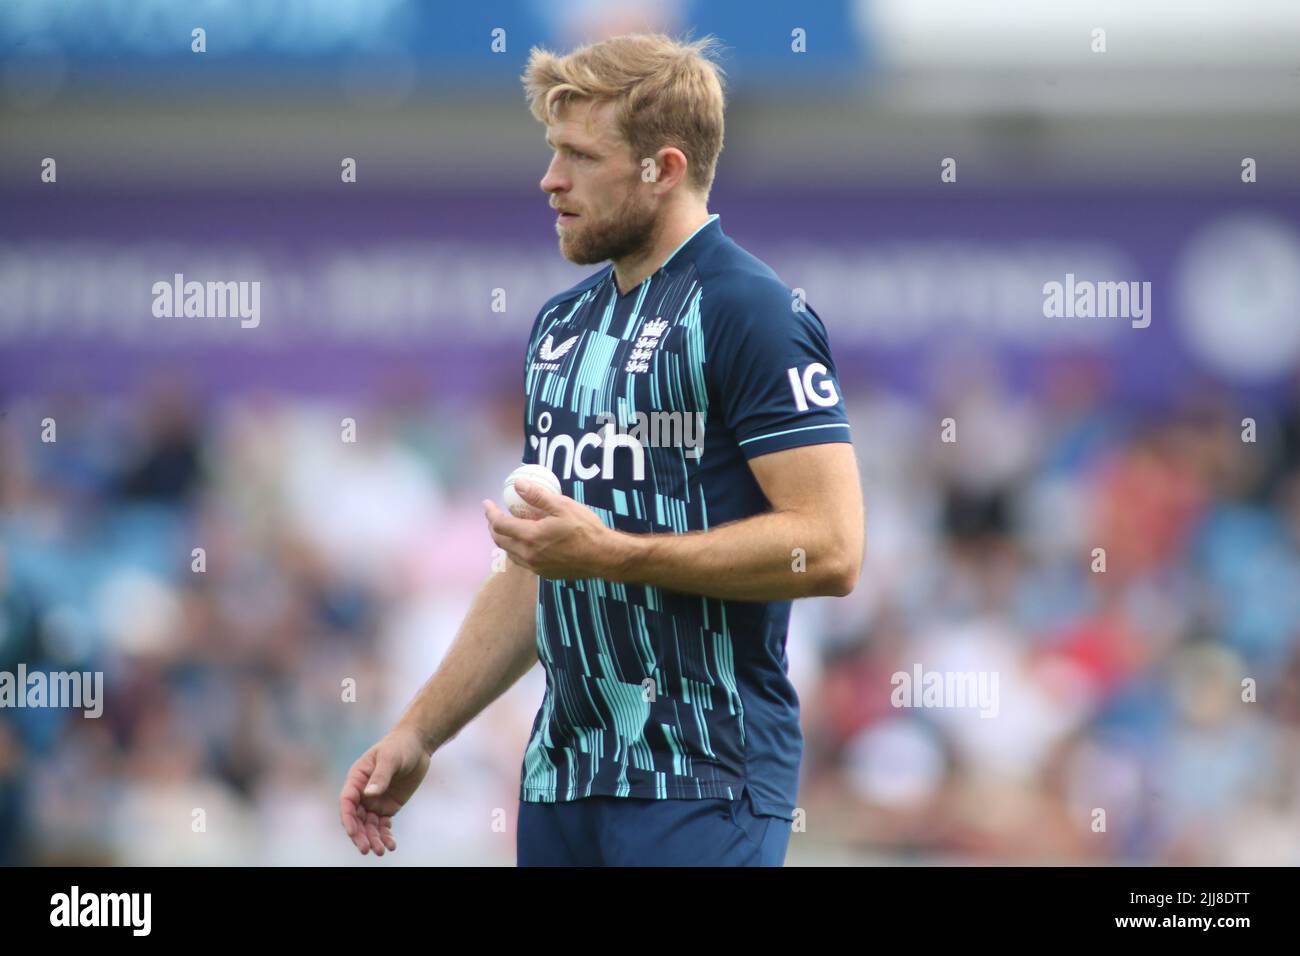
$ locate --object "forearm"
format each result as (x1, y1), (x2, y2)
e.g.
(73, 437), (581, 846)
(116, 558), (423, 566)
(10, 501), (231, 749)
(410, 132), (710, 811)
(395, 559), (539, 755)
(607, 508), (855, 601)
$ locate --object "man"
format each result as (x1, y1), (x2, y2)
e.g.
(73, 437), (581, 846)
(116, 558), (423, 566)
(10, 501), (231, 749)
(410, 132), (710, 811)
(339, 33), (863, 866)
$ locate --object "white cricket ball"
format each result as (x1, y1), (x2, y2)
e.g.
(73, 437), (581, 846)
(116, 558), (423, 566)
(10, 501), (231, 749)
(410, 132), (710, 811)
(503, 463), (562, 519)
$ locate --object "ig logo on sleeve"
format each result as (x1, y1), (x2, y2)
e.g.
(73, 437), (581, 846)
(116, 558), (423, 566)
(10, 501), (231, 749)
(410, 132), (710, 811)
(787, 363), (840, 410)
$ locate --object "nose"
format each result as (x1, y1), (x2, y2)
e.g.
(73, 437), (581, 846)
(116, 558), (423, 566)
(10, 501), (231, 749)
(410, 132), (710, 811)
(540, 152), (568, 195)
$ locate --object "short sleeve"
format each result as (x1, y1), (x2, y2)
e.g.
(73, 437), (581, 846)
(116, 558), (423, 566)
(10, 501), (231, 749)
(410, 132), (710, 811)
(705, 279), (851, 459)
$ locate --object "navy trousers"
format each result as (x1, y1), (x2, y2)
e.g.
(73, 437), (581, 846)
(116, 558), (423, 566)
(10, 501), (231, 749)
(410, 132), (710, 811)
(517, 786), (792, 867)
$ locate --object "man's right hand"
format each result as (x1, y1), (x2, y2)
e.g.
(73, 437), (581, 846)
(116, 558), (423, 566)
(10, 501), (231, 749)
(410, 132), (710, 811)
(339, 724), (432, 856)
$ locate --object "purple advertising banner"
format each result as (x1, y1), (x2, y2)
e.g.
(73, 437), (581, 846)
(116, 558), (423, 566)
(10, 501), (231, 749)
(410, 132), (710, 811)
(3, 188), (1299, 409)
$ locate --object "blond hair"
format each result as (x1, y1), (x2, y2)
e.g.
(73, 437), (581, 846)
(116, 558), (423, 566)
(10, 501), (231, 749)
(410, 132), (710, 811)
(522, 33), (726, 197)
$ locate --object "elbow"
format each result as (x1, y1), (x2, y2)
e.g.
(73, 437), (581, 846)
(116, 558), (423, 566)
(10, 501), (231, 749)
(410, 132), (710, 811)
(825, 567), (859, 598)
(825, 526), (865, 596)
(821, 553), (862, 598)
(802, 514), (865, 597)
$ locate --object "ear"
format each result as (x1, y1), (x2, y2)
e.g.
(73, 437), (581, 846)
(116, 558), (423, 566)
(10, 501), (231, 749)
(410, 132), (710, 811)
(647, 145), (689, 193)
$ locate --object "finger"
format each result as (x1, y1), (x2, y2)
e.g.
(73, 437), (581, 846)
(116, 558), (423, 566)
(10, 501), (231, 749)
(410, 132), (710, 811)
(339, 792), (357, 835)
(356, 822), (369, 854)
(364, 752), (398, 798)
(484, 497), (518, 528)
(364, 810), (386, 856)
(379, 816), (397, 852)
(340, 795), (364, 845)
(341, 755), (373, 803)
(345, 795), (369, 852)
(340, 762), (373, 851)
(512, 478), (566, 516)
(485, 514), (534, 558)
(484, 499), (538, 540)
(361, 811), (377, 858)
(485, 521), (512, 550)
(348, 813), (370, 853)
(490, 535), (533, 572)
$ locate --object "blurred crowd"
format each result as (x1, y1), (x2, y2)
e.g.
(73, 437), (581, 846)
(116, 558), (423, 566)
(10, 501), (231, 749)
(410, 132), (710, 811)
(2, 357), (1299, 865)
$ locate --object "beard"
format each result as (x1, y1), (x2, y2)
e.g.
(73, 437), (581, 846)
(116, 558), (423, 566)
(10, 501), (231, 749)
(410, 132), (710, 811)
(558, 184), (659, 265)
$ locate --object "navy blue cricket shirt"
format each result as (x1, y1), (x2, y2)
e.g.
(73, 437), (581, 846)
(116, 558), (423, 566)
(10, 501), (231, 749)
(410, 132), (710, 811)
(517, 214), (851, 818)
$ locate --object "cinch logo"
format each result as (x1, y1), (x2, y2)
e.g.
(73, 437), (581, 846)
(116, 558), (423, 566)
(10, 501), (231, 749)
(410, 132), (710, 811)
(532, 333), (580, 372)
(787, 363), (840, 410)
(529, 411), (645, 481)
